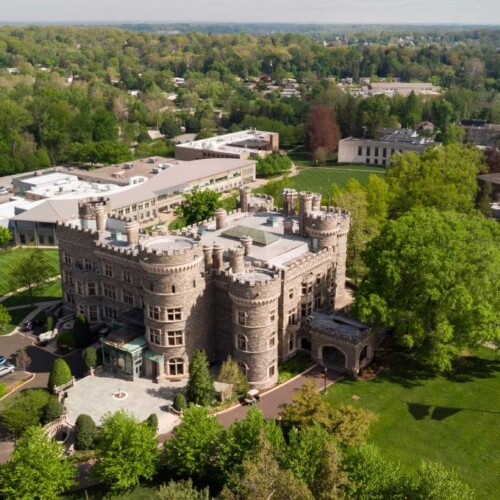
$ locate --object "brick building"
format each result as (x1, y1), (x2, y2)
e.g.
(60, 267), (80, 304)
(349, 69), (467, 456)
(57, 188), (377, 389)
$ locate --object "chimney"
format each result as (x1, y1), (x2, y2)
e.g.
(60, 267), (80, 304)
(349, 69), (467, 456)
(125, 220), (141, 246)
(202, 245), (213, 271)
(240, 235), (253, 256)
(215, 207), (227, 230)
(228, 245), (245, 274)
(212, 243), (224, 271)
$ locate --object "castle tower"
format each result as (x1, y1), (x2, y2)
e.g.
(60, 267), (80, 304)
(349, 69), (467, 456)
(299, 192), (314, 238)
(334, 210), (350, 300)
(125, 220), (141, 246)
(78, 197), (110, 235)
(228, 245), (245, 274)
(229, 269), (281, 390)
(281, 188), (298, 217)
(139, 236), (214, 381)
(239, 186), (252, 212)
(312, 194), (322, 212)
(215, 208), (227, 230)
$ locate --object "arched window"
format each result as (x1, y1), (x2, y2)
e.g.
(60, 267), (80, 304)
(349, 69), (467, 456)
(238, 362), (248, 376)
(167, 358), (184, 376)
(171, 285), (176, 294)
(237, 334), (248, 351)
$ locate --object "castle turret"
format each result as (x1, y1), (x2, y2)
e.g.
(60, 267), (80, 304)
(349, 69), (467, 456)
(228, 245), (245, 274)
(212, 243), (224, 271)
(312, 194), (322, 212)
(215, 207), (227, 230)
(202, 244), (213, 271)
(299, 192), (314, 238)
(240, 235), (253, 256)
(125, 220), (141, 246)
(229, 269), (281, 389)
(239, 186), (252, 213)
(282, 188), (298, 217)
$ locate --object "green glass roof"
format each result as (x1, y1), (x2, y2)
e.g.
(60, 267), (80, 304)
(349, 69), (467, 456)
(221, 225), (281, 246)
(144, 350), (164, 363)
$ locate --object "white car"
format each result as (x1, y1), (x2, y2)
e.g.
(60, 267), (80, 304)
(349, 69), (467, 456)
(0, 363), (15, 377)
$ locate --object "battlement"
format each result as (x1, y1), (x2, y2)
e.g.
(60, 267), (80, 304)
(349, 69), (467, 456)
(307, 207), (350, 221)
(285, 247), (332, 270)
(231, 269), (279, 287)
(108, 213), (134, 223)
(57, 221), (98, 236)
(94, 240), (139, 256)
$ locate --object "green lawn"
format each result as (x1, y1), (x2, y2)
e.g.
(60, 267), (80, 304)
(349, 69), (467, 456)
(0, 248), (60, 296)
(324, 347), (500, 497)
(2, 280), (62, 308)
(288, 147), (338, 168)
(289, 165), (386, 197)
(1, 306), (36, 335)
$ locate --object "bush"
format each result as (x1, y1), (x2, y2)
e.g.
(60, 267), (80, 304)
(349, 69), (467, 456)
(146, 413), (159, 431)
(56, 331), (76, 348)
(74, 414), (98, 450)
(83, 347), (97, 371)
(173, 393), (187, 412)
(48, 359), (72, 391)
(73, 314), (91, 348)
(46, 315), (54, 332)
(43, 396), (64, 424)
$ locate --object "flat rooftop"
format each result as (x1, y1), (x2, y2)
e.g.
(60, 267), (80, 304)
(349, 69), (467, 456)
(311, 312), (370, 340)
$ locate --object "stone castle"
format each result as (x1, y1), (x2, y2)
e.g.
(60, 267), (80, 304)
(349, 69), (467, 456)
(57, 187), (376, 389)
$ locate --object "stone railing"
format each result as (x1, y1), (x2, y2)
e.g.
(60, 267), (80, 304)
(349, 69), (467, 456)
(43, 412), (73, 439)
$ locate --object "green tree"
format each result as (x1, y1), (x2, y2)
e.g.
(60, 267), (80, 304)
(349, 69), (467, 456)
(83, 346), (98, 371)
(354, 209), (500, 370)
(73, 313), (91, 348)
(256, 154), (292, 177)
(0, 226), (12, 247)
(175, 187), (221, 226)
(157, 479), (210, 500)
(48, 358), (72, 391)
(164, 406), (225, 482)
(217, 355), (249, 399)
(173, 392), (187, 412)
(402, 91), (422, 128)
(146, 413), (159, 431)
(365, 174), (389, 226)
(43, 395), (64, 424)
(9, 249), (52, 305)
(0, 426), (76, 499)
(329, 404), (377, 447)
(187, 350), (214, 406)
(413, 461), (475, 500)
(75, 414), (99, 450)
(1, 388), (51, 436)
(387, 144), (487, 217)
(93, 410), (160, 491)
(0, 305), (11, 333)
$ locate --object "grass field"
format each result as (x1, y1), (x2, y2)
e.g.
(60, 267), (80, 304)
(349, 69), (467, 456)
(2, 280), (62, 308)
(289, 165), (386, 197)
(0, 248), (60, 296)
(324, 347), (500, 497)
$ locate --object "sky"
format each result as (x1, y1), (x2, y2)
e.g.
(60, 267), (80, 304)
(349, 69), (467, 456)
(0, 0), (499, 25)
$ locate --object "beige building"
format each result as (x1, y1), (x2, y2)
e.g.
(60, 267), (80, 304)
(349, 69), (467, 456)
(57, 188), (378, 389)
(338, 129), (439, 166)
(175, 130), (279, 161)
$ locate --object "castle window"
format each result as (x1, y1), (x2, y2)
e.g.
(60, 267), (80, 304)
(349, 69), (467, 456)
(103, 283), (117, 300)
(269, 336), (276, 348)
(104, 307), (117, 319)
(238, 311), (247, 326)
(63, 252), (72, 265)
(88, 306), (98, 322)
(168, 358), (184, 376)
(289, 334), (295, 352)
(238, 362), (248, 376)
(123, 289), (134, 306)
(270, 311), (276, 322)
(166, 308), (182, 321)
(83, 258), (92, 270)
(288, 309), (298, 325)
(314, 292), (322, 310)
(268, 362), (276, 378)
(237, 334), (248, 351)
(104, 264), (113, 277)
(149, 305), (161, 321)
(87, 283), (96, 296)
(65, 292), (74, 304)
(316, 275), (321, 285)
(302, 282), (312, 294)
(76, 281), (84, 295)
(167, 331), (184, 346)
(193, 280), (196, 288)
(288, 288), (294, 299)
(123, 270), (132, 283)
(301, 301), (313, 318)
(149, 327), (161, 345)
(171, 285), (176, 294)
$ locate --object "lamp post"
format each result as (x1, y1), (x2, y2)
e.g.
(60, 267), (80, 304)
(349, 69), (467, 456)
(323, 367), (328, 393)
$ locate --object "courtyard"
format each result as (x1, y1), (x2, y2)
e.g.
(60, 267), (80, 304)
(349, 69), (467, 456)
(64, 372), (186, 434)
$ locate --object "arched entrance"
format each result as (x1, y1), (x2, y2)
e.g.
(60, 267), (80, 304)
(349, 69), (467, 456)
(322, 346), (347, 371)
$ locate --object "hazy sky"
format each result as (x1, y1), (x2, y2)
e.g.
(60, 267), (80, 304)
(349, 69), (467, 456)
(1, 0), (499, 25)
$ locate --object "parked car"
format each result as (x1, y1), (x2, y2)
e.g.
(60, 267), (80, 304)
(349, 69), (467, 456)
(0, 356), (6, 365)
(0, 363), (15, 377)
(20, 320), (34, 332)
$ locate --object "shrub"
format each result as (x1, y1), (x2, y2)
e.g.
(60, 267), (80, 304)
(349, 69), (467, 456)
(73, 314), (91, 348)
(43, 396), (64, 424)
(187, 350), (214, 406)
(146, 413), (159, 431)
(75, 414), (98, 450)
(173, 393), (187, 412)
(46, 315), (54, 332)
(83, 347), (97, 371)
(48, 359), (72, 391)
(218, 355), (249, 399)
(56, 331), (76, 348)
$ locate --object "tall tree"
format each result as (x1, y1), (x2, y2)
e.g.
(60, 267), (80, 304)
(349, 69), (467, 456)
(9, 249), (52, 305)
(15, 349), (31, 372)
(48, 358), (72, 391)
(354, 209), (500, 370)
(0, 305), (11, 333)
(217, 355), (249, 399)
(0, 426), (76, 499)
(187, 350), (214, 406)
(93, 410), (160, 491)
(0, 226), (12, 247)
(175, 187), (221, 226)
(305, 105), (340, 163)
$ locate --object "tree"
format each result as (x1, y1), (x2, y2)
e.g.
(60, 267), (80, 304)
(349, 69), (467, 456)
(187, 350), (214, 406)
(73, 313), (91, 348)
(43, 395), (64, 424)
(160, 115), (182, 138)
(48, 358), (72, 391)
(365, 174), (389, 226)
(1, 388), (52, 436)
(354, 209), (500, 370)
(343, 444), (412, 500)
(413, 461), (475, 500)
(0, 305), (11, 333)
(83, 346), (98, 371)
(387, 144), (488, 217)
(145, 413), (159, 431)
(9, 250), (52, 305)
(173, 392), (187, 412)
(256, 154), (292, 177)
(0, 426), (76, 499)
(0, 226), (12, 247)
(75, 414), (98, 450)
(402, 91), (422, 128)
(175, 187), (221, 226)
(217, 355), (249, 399)
(164, 406), (225, 483)
(93, 410), (160, 491)
(157, 479), (210, 500)
(305, 105), (340, 162)
(329, 404), (377, 447)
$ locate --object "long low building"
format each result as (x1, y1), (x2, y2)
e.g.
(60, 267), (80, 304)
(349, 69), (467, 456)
(338, 129), (439, 166)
